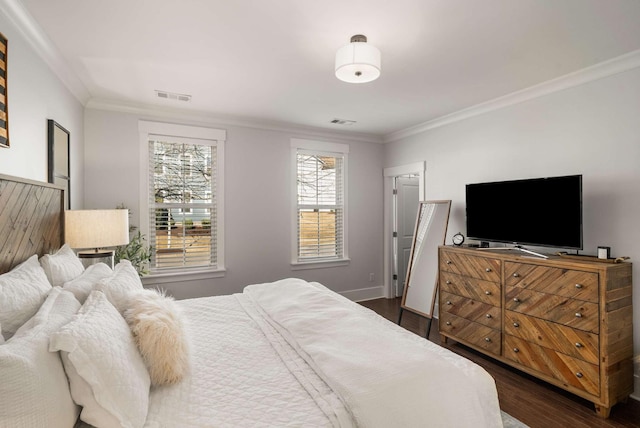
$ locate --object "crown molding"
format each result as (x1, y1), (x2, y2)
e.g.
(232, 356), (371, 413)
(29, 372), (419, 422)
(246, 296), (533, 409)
(384, 49), (640, 143)
(86, 98), (384, 145)
(0, 0), (90, 104)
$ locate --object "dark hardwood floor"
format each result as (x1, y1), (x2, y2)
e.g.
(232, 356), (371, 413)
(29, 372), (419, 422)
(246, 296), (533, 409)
(358, 297), (640, 428)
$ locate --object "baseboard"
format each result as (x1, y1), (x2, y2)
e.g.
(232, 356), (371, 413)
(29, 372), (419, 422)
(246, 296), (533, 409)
(343, 285), (385, 302)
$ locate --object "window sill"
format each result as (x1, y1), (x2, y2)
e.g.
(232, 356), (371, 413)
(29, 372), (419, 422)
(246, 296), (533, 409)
(141, 267), (226, 286)
(290, 258), (350, 271)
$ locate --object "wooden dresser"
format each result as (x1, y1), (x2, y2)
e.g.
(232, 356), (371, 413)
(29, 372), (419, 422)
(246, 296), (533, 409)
(438, 245), (633, 418)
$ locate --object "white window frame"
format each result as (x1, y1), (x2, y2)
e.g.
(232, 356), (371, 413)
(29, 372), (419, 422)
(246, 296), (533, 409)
(290, 138), (350, 270)
(139, 120), (226, 280)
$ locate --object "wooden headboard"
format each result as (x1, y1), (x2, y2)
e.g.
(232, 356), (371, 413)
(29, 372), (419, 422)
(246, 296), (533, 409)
(0, 174), (64, 274)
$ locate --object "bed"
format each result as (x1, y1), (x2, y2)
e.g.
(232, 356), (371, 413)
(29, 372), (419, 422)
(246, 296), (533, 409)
(0, 174), (503, 428)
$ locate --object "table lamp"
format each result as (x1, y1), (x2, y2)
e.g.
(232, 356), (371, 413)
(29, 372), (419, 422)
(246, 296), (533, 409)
(65, 209), (130, 268)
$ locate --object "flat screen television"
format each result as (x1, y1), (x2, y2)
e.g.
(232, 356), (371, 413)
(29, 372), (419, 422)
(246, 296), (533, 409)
(465, 174), (583, 250)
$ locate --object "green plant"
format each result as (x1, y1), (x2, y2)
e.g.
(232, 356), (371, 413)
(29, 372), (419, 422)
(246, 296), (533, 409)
(201, 218), (211, 229)
(184, 218), (194, 229)
(114, 204), (153, 276)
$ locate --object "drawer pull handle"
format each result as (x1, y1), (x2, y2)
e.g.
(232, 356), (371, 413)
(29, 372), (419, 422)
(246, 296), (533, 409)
(575, 283), (583, 289)
(485, 268), (492, 272)
(575, 312), (583, 318)
(446, 301), (452, 305)
(446, 280), (451, 284)
(484, 337), (491, 342)
(513, 348), (519, 353)
(485, 291), (491, 295)
(576, 372), (583, 379)
(512, 273), (520, 278)
(446, 260), (452, 265)
(513, 322), (520, 328)
(513, 297), (521, 303)
(486, 314), (492, 319)
(575, 342), (583, 348)
(446, 321), (451, 326)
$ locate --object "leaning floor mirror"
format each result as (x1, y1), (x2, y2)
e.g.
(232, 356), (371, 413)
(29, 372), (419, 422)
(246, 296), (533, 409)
(398, 200), (451, 338)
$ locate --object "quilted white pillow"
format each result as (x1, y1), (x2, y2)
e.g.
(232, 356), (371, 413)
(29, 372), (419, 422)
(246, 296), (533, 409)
(94, 259), (144, 313)
(63, 262), (113, 304)
(50, 290), (150, 428)
(0, 287), (81, 427)
(125, 288), (190, 386)
(0, 254), (52, 340)
(40, 244), (85, 287)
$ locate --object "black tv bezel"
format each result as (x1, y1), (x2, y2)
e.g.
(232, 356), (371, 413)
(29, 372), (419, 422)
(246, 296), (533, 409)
(465, 174), (583, 250)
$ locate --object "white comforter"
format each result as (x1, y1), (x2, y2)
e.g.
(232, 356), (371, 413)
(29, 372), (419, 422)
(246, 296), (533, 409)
(143, 278), (502, 427)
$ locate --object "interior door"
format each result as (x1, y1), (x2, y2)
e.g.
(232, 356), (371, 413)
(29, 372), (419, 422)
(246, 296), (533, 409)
(395, 176), (420, 297)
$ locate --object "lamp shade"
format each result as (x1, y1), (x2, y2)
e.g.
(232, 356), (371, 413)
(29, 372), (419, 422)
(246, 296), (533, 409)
(335, 35), (381, 83)
(65, 209), (130, 249)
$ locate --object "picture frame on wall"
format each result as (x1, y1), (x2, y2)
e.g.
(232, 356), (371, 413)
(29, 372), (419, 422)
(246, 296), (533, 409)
(0, 32), (8, 148)
(48, 120), (70, 209)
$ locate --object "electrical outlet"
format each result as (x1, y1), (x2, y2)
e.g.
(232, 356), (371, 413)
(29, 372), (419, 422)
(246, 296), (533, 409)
(369, 273), (375, 282)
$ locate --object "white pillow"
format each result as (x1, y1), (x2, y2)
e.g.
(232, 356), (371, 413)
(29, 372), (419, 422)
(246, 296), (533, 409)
(94, 259), (144, 313)
(50, 290), (150, 428)
(125, 288), (190, 386)
(0, 254), (52, 340)
(63, 262), (113, 303)
(40, 244), (85, 287)
(0, 287), (80, 427)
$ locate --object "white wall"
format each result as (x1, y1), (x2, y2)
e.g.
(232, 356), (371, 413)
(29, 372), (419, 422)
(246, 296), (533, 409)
(384, 66), (640, 394)
(84, 108), (384, 299)
(0, 13), (84, 204)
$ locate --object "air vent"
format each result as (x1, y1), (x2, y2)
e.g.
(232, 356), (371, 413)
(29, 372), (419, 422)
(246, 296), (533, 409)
(330, 118), (356, 126)
(155, 90), (192, 102)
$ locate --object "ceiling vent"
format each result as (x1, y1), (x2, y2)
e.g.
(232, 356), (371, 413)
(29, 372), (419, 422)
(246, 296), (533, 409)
(155, 90), (192, 102)
(330, 118), (356, 126)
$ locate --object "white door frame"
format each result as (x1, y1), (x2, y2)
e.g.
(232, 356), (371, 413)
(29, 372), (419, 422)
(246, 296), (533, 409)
(383, 162), (426, 298)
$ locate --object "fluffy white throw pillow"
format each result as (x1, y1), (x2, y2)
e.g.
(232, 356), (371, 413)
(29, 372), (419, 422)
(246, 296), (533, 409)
(94, 260), (143, 313)
(39, 244), (85, 287)
(0, 254), (52, 340)
(50, 290), (150, 428)
(63, 262), (113, 303)
(125, 288), (190, 386)
(0, 287), (81, 427)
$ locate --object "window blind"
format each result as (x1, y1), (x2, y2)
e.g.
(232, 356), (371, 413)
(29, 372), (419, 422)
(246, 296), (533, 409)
(296, 151), (344, 260)
(148, 137), (217, 270)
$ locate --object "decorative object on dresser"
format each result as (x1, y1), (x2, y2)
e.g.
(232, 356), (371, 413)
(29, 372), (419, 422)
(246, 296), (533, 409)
(398, 200), (451, 338)
(65, 209), (130, 268)
(0, 32), (8, 148)
(47, 119), (71, 209)
(439, 245), (633, 418)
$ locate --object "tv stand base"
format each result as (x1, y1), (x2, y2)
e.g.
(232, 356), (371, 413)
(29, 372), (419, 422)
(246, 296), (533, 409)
(477, 245), (549, 259)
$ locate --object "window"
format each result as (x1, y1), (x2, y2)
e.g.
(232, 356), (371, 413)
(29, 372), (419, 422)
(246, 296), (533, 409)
(139, 121), (225, 276)
(291, 139), (349, 267)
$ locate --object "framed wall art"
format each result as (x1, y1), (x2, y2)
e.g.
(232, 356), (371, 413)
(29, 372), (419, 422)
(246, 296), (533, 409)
(0, 32), (8, 148)
(48, 119), (70, 209)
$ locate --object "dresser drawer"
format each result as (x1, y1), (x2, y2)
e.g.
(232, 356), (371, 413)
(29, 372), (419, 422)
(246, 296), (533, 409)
(440, 312), (501, 356)
(505, 287), (599, 334)
(504, 335), (599, 396)
(440, 291), (501, 329)
(504, 310), (599, 365)
(439, 249), (501, 282)
(440, 271), (500, 306)
(505, 262), (598, 303)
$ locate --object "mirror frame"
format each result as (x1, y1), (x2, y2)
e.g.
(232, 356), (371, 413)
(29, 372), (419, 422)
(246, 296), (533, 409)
(400, 200), (451, 319)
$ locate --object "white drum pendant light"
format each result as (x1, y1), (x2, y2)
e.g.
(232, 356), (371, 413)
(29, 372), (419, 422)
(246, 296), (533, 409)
(335, 34), (381, 83)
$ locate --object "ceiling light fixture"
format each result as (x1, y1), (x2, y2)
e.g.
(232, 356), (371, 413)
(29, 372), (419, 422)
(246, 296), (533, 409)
(335, 34), (381, 84)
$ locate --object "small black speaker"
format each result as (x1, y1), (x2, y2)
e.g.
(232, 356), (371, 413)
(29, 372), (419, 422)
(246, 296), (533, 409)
(480, 241), (490, 248)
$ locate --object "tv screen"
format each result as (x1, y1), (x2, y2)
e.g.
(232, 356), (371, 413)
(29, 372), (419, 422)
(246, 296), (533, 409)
(465, 175), (583, 249)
